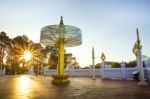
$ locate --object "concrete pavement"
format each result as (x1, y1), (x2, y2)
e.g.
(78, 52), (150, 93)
(0, 75), (150, 99)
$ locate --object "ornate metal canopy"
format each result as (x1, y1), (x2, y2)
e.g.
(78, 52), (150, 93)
(40, 19), (82, 47)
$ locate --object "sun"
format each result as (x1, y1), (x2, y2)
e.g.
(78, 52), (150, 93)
(23, 51), (32, 62)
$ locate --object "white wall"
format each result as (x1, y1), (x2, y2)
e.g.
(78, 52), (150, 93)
(43, 67), (150, 81)
(43, 68), (101, 77)
(100, 67), (137, 80)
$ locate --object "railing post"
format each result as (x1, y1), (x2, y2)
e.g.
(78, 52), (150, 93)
(121, 64), (125, 79)
(100, 63), (105, 79)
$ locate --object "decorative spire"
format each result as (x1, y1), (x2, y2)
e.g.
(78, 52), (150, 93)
(136, 28), (142, 49)
(60, 16), (64, 25)
(136, 28), (140, 45)
(101, 52), (106, 62)
(92, 47), (95, 59)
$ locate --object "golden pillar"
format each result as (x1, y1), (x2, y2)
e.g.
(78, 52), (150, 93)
(52, 16), (70, 85)
(57, 16), (66, 75)
(58, 34), (64, 75)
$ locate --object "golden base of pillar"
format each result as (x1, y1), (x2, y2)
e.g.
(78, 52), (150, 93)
(51, 74), (70, 85)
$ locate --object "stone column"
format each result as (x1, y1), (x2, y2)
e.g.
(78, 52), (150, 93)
(100, 53), (106, 79)
(121, 63), (125, 79)
(136, 28), (148, 86)
(92, 47), (96, 80)
(137, 46), (148, 86)
(100, 62), (105, 79)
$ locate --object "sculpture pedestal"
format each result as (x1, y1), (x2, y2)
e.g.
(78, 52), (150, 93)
(138, 81), (148, 87)
(51, 74), (70, 85)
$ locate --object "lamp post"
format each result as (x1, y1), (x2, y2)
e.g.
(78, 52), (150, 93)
(92, 47), (96, 80)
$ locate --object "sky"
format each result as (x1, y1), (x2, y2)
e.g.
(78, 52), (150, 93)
(0, 0), (150, 67)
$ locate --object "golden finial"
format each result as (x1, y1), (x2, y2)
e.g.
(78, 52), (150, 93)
(132, 42), (138, 56)
(101, 52), (106, 62)
(60, 16), (64, 25)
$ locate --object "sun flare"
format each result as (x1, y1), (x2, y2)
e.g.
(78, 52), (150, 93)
(23, 51), (32, 62)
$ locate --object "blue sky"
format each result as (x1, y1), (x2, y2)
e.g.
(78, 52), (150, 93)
(0, 0), (150, 67)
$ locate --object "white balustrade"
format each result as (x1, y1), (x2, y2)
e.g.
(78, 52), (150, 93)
(26, 63), (150, 82)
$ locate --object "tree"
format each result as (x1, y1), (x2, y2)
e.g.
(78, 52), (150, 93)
(48, 46), (58, 69)
(31, 43), (46, 75)
(0, 31), (11, 70)
(110, 62), (120, 68)
(95, 63), (100, 69)
(6, 35), (29, 74)
(6, 35), (45, 74)
(125, 61), (136, 68)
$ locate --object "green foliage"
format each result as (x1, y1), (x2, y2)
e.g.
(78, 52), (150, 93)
(0, 32), (46, 74)
(82, 66), (90, 69)
(48, 46), (58, 69)
(94, 63), (100, 69)
(0, 31), (11, 69)
(125, 60), (136, 68)
(110, 62), (120, 68)
(72, 62), (80, 69)
(1, 31), (80, 74)
(34, 65), (42, 75)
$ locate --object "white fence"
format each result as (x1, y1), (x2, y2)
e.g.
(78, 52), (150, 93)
(101, 68), (138, 80)
(43, 67), (150, 80)
(43, 68), (101, 77)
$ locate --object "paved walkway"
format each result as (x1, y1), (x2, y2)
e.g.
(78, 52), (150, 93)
(0, 75), (150, 99)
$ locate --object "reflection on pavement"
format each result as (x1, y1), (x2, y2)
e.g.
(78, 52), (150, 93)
(14, 75), (34, 99)
(18, 75), (30, 92)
